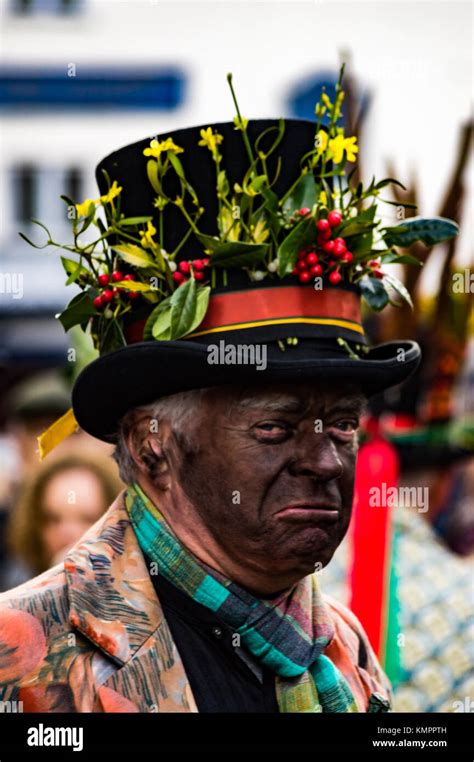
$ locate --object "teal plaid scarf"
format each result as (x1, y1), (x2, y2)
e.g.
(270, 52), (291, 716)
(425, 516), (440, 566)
(125, 482), (359, 713)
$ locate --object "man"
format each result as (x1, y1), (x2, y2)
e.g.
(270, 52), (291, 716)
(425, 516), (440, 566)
(2, 95), (452, 712)
(0, 379), (393, 712)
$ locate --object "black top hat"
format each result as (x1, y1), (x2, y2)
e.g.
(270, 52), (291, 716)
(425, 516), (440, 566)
(69, 114), (425, 442)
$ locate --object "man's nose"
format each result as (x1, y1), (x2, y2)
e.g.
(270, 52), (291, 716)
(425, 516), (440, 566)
(288, 434), (343, 482)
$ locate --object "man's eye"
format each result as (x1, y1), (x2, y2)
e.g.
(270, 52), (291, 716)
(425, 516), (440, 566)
(253, 421), (289, 440)
(331, 419), (359, 434)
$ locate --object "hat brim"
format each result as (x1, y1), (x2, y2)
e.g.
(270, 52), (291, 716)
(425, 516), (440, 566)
(72, 338), (421, 442)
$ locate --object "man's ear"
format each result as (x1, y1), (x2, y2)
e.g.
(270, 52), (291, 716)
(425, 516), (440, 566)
(125, 411), (171, 485)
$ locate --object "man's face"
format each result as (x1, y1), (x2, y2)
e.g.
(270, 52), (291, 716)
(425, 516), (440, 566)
(172, 381), (365, 583)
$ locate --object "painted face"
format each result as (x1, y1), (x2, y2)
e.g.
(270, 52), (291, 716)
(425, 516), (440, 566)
(174, 381), (365, 581)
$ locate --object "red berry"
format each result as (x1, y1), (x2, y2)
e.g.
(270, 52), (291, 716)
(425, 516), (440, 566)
(299, 207), (311, 216)
(297, 259), (308, 272)
(342, 252), (353, 263)
(323, 240), (335, 254)
(101, 289), (114, 303)
(98, 273), (110, 287)
(328, 260), (337, 267)
(193, 271), (205, 281)
(369, 260), (380, 268)
(329, 270), (342, 285)
(128, 290), (140, 300)
(112, 288), (120, 296)
(298, 271), (311, 283)
(333, 240), (347, 257)
(328, 211), (343, 228)
(316, 218), (330, 233)
(173, 271), (185, 284)
(310, 264), (323, 276)
(93, 295), (103, 309)
(178, 261), (191, 274)
(111, 271), (124, 282)
(298, 248), (309, 260)
(123, 273), (136, 281)
(305, 252), (318, 266)
(319, 228), (332, 242)
(192, 259), (204, 271)
(374, 270), (384, 279)
(203, 258), (210, 266)
(291, 266), (298, 275)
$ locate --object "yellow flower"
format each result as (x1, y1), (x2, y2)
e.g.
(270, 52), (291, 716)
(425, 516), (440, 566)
(321, 92), (332, 110)
(319, 191), (327, 206)
(100, 180), (122, 205)
(343, 135), (359, 162)
(143, 137), (184, 159)
(315, 129), (328, 154)
(139, 221), (157, 248)
(233, 116), (249, 131)
(75, 198), (97, 217)
(198, 127), (224, 156)
(328, 134), (359, 164)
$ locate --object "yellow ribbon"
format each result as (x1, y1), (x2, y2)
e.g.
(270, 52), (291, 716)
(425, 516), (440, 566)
(37, 407), (79, 460)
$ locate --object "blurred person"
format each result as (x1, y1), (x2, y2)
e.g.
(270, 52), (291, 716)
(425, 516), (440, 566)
(3, 452), (122, 589)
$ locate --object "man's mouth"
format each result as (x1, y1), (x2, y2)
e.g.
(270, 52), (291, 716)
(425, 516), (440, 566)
(275, 503), (340, 522)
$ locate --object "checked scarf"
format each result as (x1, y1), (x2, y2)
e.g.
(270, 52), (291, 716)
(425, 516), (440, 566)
(125, 482), (359, 713)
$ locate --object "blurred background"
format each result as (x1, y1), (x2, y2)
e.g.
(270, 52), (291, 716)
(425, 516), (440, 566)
(0, 0), (472, 712)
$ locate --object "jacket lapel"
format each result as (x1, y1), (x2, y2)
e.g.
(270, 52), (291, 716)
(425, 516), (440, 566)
(64, 492), (198, 712)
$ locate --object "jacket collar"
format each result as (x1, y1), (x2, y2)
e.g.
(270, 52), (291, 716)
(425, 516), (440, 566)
(64, 491), (162, 665)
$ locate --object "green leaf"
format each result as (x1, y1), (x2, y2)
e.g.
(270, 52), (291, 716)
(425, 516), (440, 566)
(359, 275), (390, 312)
(99, 317), (127, 355)
(382, 272), (413, 308)
(118, 216), (153, 225)
(169, 278), (196, 339)
(382, 216), (459, 247)
(282, 173), (317, 217)
(217, 170), (230, 198)
(169, 279), (210, 340)
(196, 234), (270, 268)
(379, 251), (422, 266)
(58, 292), (96, 332)
(374, 177), (407, 191)
(146, 159), (161, 194)
(61, 256), (90, 286)
(277, 218), (315, 276)
(114, 244), (157, 269)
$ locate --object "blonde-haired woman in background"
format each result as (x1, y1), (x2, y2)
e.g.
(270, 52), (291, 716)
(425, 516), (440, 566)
(5, 452), (123, 588)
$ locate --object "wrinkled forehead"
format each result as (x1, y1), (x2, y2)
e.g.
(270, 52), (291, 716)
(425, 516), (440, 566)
(204, 382), (367, 417)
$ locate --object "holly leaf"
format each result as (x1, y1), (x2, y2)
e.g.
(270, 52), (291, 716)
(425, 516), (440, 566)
(382, 216), (459, 248)
(382, 272), (413, 308)
(58, 292), (96, 332)
(282, 173), (318, 217)
(196, 234), (270, 268)
(359, 275), (390, 312)
(145, 282), (210, 341)
(277, 218), (315, 276)
(114, 244), (157, 269)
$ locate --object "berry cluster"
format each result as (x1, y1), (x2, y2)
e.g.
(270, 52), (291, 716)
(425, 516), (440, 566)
(292, 210), (354, 285)
(93, 271), (138, 309)
(172, 257), (210, 285)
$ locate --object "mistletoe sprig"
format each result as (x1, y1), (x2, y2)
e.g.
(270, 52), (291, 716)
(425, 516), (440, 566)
(20, 65), (459, 354)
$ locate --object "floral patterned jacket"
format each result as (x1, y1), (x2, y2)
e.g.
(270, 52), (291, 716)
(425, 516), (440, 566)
(0, 492), (391, 712)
